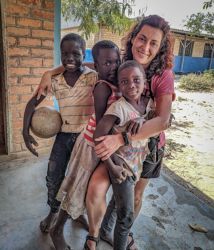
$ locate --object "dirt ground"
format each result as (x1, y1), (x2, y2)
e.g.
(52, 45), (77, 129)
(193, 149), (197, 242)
(163, 77), (214, 206)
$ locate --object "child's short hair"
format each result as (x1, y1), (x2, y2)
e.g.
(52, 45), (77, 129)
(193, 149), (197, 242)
(92, 40), (120, 62)
(118, 60), (146, 80)
(60, 33), (86, 52)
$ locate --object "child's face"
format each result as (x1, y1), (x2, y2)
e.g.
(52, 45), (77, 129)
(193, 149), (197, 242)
(61, 40), (84, 72)
(95, 48), (120, 84)
(118, 66), (145, 102)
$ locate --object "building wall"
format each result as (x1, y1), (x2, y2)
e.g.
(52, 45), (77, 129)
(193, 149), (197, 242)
(61, 27), (95, 48)
(192, 40), (205, 57)
(173, 33), (213, 73)
(61, 26), (127, 49)
(173, 38), (181, 56)
(2, 0), (55, 155)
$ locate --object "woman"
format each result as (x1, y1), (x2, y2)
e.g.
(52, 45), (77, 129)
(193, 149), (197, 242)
(85, 15), (175, 250)
(35, 15), (175, 250)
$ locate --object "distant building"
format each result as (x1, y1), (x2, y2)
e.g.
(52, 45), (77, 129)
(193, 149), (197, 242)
(61, 19), (214, 74)
(172, 29), (214, 73)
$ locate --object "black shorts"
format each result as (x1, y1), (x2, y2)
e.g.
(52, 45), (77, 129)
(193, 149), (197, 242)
(140, 147), (164, 179)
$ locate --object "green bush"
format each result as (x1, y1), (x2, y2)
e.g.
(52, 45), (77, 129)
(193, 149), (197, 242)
(179, 71), (214, 92)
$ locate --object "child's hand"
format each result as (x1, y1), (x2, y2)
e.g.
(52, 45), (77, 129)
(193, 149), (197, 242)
(107, 155), (127, 183)
(126, 118), (144, 135)
(109, 164), (127, 184)
(22, 131), (39, 157)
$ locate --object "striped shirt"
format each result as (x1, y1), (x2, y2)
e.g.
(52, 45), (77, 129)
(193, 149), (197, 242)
(83, 80), (121, 146)
(51, 66), (97, 133)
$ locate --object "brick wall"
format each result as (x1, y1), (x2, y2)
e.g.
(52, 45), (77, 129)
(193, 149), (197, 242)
(61, 26), (127, 49)
(3, 0), (55, 154)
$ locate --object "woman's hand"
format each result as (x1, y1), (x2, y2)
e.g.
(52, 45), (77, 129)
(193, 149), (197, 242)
(34, 71), (52, 100)
(94, 134), (124, 160)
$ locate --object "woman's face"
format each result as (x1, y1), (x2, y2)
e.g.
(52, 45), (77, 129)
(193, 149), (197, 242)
(131, 24), (163, 68)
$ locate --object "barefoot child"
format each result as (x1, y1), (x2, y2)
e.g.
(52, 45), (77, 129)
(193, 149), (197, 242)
(49, 40), (122, 250)
(22, 33), (97, 233)
(93, 60), (154, 250)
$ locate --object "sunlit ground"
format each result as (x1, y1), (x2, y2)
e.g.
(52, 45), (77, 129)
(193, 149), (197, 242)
(164, 81), (214, 200)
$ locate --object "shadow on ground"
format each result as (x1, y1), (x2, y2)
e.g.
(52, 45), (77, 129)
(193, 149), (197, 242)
(0, 154), (213, 250)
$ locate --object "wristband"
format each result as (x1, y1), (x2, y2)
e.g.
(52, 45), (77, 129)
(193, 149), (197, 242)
(121, 131), (130, 146)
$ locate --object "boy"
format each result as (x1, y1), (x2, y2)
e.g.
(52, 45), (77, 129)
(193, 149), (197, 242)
(22, 33), (97, 233)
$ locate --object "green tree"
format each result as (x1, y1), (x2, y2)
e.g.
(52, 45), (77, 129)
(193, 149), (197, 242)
(184, 12), (214, 35)
(203, 0), (214, 9)
(62, 0), (135, 39)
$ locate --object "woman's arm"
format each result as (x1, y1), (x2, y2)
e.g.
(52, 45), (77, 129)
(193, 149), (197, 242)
(131, 94), (172, 140)
(22, 95), (46, 156)
(34, 65), (65, 100)
(95, 94), (172, 160)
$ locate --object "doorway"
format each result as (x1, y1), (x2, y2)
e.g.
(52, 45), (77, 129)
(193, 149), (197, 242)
(0, 2), (7, 154)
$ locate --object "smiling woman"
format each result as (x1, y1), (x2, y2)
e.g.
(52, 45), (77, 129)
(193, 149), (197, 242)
(131, 25), (163, 68)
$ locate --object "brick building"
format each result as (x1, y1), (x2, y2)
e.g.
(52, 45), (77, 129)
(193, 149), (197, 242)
(0, 0), (61, 156)
(62, 20), (214, 74)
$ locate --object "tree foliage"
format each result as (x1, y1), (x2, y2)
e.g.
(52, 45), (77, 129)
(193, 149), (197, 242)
(203, 0), (214, 9)
(184, 12), (214, 35)
(61, 0), (135, 39)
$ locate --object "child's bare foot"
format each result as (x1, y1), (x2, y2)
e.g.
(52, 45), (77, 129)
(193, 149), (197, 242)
(39, 211), (57, 233)
(50, 225), (71, 250)
(74, 214), (89, 231)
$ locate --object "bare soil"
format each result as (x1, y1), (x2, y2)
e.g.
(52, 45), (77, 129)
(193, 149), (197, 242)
(163, 78), (214, 206)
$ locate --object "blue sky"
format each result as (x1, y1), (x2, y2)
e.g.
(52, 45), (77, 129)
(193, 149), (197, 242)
(131, 0), (207, 29)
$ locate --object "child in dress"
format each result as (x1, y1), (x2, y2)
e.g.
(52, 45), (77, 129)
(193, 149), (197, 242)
(49, 40), (121, 250)
(93, 60), (153, 250)
(22, 33), (97, 234)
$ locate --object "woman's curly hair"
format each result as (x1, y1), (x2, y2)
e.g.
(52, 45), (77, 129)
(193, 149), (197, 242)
(123, 15), (174, 82)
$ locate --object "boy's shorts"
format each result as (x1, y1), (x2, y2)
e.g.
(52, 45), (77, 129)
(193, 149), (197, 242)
(140, 147), (165, 179)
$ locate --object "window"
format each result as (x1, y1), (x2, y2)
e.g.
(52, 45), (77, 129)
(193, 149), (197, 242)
(178, 40), (194, 56)
(203, 43), (213, 58)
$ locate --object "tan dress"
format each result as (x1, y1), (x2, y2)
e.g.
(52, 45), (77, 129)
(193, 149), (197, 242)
(57, 81), (121, 219)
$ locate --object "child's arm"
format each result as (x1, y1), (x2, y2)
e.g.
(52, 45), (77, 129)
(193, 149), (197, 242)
(22, 95), (46, 156)
(93, 82), (112, 124)
(34, 65), (65, 100)
(94, 115), (127, 183)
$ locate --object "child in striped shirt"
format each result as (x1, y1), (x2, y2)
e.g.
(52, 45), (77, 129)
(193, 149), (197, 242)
(22, 33), (97, 235)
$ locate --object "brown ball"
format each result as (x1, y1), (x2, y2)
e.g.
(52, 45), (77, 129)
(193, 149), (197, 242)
(31, 106), (62, 138)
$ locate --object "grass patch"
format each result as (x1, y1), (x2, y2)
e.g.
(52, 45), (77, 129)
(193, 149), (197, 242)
(177, 96), (188, 102)
(179, 70), (214, 92)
